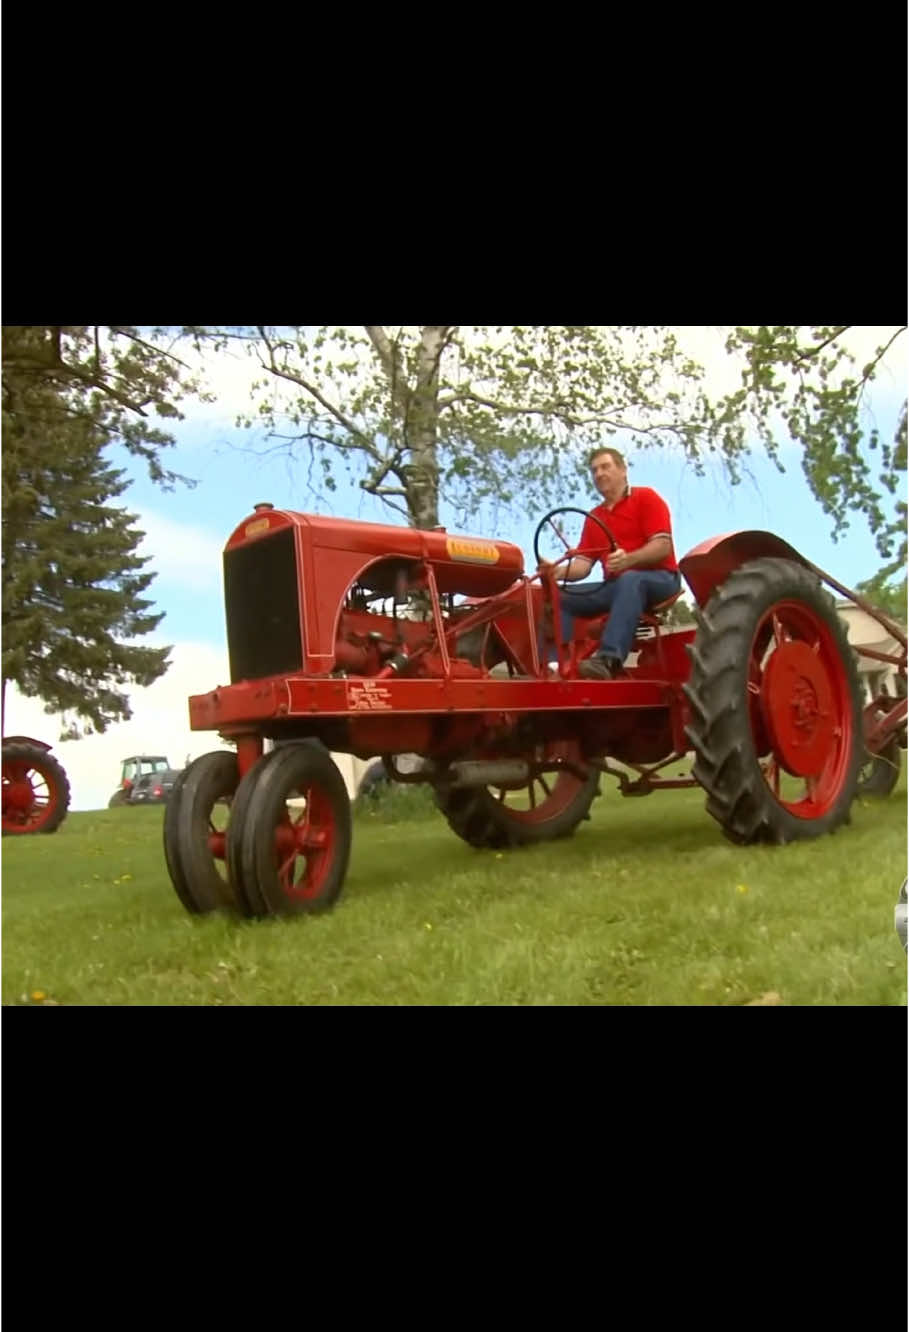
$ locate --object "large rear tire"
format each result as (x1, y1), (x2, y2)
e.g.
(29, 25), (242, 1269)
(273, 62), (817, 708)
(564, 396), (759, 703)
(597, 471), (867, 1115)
(2, 743), (70, 835)
(434, 740), (599, 849)
(684, 557), (862, 844)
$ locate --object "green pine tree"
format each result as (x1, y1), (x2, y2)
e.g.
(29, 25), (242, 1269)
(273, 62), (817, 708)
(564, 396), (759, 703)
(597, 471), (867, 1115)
(2, 328), (186, 735)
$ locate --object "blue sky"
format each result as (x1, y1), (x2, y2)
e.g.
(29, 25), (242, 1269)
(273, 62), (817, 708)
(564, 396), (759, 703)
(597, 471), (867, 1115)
(6, 327), (906, 811)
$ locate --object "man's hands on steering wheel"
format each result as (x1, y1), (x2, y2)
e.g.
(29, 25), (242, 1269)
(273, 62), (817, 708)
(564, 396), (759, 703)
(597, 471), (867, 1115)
(532, 506), (619, 583)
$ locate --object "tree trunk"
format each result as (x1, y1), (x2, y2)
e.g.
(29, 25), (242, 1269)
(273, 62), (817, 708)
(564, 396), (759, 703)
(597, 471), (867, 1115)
(405, 326), (447, 529)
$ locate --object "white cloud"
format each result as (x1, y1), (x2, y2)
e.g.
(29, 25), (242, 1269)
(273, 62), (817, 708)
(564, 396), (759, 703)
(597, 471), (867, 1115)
(4, 641), (232, 813)
(177, 337), (297, 426)
(134, 509), (224, 592)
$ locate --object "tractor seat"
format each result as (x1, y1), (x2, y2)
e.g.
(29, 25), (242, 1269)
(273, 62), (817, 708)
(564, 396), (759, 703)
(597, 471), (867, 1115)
(645, 589), (684, 617)
(634, 588), (684, 637)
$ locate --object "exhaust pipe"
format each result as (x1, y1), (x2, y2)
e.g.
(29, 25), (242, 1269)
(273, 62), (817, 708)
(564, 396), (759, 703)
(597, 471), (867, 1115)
(448, 759), (531, 788)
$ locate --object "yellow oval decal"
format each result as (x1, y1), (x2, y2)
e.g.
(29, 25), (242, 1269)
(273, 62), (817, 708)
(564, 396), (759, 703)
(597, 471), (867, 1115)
(446, 537), (500, 564)
(244, 517), (271, 537)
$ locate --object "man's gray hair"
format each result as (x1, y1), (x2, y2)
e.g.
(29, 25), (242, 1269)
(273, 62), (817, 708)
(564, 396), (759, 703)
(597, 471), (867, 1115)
(588, 446), (626, 469)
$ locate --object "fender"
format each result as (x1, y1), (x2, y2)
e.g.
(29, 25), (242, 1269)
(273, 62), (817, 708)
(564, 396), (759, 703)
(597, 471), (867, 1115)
(679, 531), (813, 607)
(2, 735), (53, 752)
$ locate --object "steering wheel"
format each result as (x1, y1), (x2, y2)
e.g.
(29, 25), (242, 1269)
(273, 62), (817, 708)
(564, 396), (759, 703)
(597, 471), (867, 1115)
(533, 506), (617, 581)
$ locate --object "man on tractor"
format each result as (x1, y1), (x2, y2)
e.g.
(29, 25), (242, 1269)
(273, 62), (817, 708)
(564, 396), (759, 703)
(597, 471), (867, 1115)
(537, 447), (682, 678)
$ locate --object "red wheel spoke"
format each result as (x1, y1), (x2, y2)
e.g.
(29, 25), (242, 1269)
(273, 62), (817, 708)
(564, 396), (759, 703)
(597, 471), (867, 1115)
(537, 774), (552, 797)
(527, 782), (537, 810)
(298, 824), (328, 849)
(277, 848), (297, 882)
(761, 757), (780, 797)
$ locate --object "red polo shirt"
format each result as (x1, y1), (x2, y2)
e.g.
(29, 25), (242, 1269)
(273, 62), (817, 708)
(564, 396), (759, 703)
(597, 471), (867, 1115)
(579, 486), (678, 573)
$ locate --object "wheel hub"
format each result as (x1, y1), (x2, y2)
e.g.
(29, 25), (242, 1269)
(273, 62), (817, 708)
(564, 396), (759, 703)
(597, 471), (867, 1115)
(4, 779), (35, 814)
(761, 640), (836, 776)
(275, 815), (329, 858)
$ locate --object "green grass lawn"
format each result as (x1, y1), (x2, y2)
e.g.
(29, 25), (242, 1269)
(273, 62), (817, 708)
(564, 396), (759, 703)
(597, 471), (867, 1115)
(3, 769), (906, 1005)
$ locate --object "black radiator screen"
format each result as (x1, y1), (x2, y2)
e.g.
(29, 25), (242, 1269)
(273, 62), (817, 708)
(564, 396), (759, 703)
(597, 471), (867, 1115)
(223, 527), (303, 682)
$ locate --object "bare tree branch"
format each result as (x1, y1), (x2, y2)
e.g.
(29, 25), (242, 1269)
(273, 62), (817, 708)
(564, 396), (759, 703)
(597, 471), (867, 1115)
(418, 325), (457, 388)
(358, 480), (410, 522)
(256, 425), (410, 505)
(858, 327), (907, 387)
(256, 327), (384, 462)
(108, 327), (196, 372)
(364, 326), (395, 372)
(43, 362), (153, 416)
(365, 326), (413, 432)
(265, 425), (395, 461)
(361, 482), (408, 498)
(793, 327), (851, 362)
(437, 387), (643, 430)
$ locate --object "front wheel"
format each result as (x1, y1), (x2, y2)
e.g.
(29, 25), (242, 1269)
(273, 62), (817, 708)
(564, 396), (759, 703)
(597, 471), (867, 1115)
(684, 557), (863, 844)
(2, 743), (71, 835)
(232, 742), (352, 915)
(225, 747), (288, 917)
(163, 752), (239, 913)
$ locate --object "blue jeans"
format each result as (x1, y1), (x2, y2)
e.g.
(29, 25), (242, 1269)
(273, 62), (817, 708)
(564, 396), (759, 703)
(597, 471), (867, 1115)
(557, 569), (682, 662)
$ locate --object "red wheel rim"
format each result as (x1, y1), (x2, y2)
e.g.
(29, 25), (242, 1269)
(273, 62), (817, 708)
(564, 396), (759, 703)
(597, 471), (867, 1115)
(272, 784), (336, 901)
(2, 758), (59, 832)
(489, 739), (589, 824)
(749, 600), (854, 819)
(205, 800), (232, 882)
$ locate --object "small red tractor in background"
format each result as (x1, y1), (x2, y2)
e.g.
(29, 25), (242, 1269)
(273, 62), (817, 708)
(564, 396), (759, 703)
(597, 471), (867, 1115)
(163, 503), (907, 917)
(1, 737), (71, 835)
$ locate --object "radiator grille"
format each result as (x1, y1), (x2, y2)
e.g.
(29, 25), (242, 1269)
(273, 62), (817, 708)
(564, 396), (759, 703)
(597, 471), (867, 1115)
(223, 527), (303, 682)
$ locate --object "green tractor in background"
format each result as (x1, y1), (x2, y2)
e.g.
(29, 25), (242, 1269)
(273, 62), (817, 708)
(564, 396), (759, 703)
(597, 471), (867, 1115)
(108, 755), (172, 808)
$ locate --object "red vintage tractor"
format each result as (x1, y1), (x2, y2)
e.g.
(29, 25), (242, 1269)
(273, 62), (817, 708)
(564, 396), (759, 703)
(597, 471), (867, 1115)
(1, 737), (71, 835)
(162, 503), (907, 916)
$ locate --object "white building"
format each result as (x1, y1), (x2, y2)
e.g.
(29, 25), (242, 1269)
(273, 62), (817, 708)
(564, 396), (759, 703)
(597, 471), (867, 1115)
(333, 752), (378, 800)
(836, 601), (905, 700)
